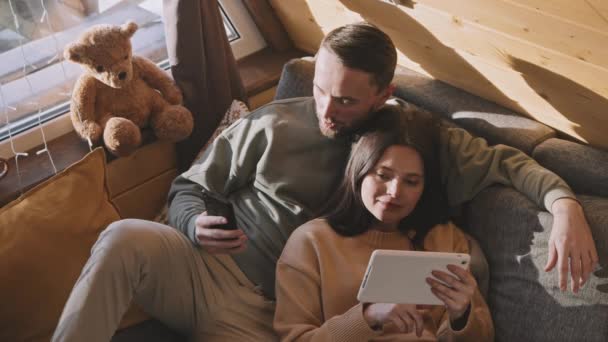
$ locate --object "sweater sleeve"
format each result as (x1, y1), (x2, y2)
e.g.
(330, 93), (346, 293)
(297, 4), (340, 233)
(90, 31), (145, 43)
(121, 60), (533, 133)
(439, 126), (574, 213)
(426, 223), (495, 342)
(274, 229), (380, 342)
(166, 175), (206, 244)
(166, 115), (268, 244)
(436, 289), (495, 342)
(181, 116), (267, 198)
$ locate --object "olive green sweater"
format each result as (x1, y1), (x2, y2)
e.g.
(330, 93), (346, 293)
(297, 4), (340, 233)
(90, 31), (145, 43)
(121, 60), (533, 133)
(274, 219), (494, 342)
(168, 97), (573, 298)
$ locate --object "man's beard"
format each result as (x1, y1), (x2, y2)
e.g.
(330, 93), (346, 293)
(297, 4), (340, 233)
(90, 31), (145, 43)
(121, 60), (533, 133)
(318, 116), (373, 139)
(319, 120), (341, 139)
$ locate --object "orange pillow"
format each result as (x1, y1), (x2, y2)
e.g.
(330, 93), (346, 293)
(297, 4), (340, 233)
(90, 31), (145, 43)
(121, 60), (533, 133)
(0, 148), (141, 341)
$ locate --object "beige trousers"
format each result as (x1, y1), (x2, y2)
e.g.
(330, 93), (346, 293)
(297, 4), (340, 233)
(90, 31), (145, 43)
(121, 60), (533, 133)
(52, 219), (276, 342)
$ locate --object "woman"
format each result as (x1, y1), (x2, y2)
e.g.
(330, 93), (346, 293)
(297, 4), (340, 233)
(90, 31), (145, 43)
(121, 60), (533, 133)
(273, 106), (494, 341)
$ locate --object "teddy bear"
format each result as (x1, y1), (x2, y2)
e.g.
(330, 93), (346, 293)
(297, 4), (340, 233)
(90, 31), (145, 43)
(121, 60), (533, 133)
(64, 21), (193, 157)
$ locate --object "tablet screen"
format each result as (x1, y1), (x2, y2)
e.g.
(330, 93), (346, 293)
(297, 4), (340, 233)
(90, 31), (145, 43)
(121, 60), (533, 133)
(357, 250), (470, 305)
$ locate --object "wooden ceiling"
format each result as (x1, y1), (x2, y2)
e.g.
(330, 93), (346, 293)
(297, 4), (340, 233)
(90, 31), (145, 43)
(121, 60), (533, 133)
(270, 0), (608, 150)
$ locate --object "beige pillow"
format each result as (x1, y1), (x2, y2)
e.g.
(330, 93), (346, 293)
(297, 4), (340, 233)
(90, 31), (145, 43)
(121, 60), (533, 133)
(0, 148), (145, 342)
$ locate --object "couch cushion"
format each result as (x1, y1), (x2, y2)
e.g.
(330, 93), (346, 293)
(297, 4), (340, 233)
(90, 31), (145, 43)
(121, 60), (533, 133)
(274, 57), (315, 100)
(0, 148), (148, 342)
(392, 66), (556, 154)
(533, 138), (608, 197)
(465, 186), (608, 342)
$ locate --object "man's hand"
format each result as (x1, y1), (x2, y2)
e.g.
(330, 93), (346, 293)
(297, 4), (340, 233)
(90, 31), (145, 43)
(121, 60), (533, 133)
(545, 198), (598, 293)
(194, 212), (248, 254)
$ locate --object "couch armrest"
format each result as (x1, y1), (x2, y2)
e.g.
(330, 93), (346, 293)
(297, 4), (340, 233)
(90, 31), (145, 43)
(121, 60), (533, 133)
(533, 138), (608, 197)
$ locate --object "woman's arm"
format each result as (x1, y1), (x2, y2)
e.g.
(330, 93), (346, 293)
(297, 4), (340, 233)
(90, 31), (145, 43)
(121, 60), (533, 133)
(274, 227), (381, 342)
(424, 223), (494, 342)
(274, 260), (380, 342)
(435, 288), (494, 342)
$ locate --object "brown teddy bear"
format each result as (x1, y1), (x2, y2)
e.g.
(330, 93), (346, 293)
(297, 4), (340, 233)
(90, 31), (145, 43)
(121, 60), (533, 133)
(64, 21), (193, 156)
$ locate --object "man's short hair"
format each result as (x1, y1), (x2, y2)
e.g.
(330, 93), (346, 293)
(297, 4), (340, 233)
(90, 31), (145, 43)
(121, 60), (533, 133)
(321, 23), (397, 91)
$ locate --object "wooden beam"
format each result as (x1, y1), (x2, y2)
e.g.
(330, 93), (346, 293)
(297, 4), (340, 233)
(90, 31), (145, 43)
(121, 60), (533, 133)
(269, 0), (608, 150)
(242, 0), (293, 52)
(506, 0), (608, 33)
(414, 0), (608, 69)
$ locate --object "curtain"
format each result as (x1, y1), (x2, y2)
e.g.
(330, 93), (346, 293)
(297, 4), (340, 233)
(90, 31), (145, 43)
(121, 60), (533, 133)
(163, 0), (247, 171)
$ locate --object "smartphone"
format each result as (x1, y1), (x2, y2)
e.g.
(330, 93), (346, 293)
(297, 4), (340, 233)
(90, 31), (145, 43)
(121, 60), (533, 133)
(201, 193), (238, 230)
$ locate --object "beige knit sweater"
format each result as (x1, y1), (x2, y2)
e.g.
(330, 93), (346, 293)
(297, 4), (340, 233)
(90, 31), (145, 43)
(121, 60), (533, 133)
(274, 219), (494, 342)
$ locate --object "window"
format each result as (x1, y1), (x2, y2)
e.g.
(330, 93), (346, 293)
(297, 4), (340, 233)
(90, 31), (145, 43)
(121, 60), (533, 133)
(221, 5), (240, 43)
(219, 0), (266, 60)
(0, 0), (265, 159)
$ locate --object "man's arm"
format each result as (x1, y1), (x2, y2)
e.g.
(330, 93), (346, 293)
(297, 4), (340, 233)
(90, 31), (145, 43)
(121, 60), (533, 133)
(547, 198), (598, 293)
(167, 175), (247, 253)
(439, 127), (598, 293)
(166, 115), (266, 254)
(167, 175), (206, 244)
(439, 127), (572, 210)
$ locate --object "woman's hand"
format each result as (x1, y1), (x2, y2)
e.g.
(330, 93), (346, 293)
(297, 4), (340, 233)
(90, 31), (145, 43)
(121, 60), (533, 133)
(363, 303), (424, 337)
(426, 264), (477, 322)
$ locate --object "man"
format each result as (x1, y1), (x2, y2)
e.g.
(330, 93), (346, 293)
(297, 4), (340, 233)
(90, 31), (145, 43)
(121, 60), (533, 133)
(53, 23), (597, 341)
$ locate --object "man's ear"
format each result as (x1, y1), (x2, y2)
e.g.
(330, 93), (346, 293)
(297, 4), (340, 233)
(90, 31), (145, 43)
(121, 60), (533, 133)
(375, 83), (396, 108)
(120, 21), (138, 38)
(382, 83), (396, 101)
(64, 43), (86, 63)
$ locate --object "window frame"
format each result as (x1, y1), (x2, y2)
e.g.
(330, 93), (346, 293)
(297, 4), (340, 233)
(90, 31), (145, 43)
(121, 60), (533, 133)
(220, 4), (240, 43)
(0, 0), (266, 159)
(219, 0), (266, 60)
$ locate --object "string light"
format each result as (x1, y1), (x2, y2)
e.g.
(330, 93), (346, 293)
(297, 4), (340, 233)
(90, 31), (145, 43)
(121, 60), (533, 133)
(1, 0), (100, 194)
(0, 85), (27, 195)
(41, 0), (92, 152)
(8, 0), (61, 176)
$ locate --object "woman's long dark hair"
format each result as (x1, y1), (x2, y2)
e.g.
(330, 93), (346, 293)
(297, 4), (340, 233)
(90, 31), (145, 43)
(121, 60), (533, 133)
(320, 104), (449, 244)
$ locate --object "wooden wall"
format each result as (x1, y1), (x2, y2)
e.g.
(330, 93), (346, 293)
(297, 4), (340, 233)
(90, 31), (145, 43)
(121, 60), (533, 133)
(269, 0), (608, 150)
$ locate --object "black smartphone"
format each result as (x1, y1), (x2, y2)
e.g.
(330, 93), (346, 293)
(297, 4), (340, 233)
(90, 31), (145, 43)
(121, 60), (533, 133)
(201, 193), (238, 230)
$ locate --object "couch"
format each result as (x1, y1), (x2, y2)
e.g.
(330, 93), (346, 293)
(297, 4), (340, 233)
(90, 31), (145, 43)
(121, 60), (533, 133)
(112, 57), (608, 341)
(274, 58), (608, 342)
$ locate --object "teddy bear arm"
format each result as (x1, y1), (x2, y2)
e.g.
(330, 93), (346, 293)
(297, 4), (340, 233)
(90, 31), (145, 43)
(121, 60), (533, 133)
(134, 56), (183, 105)
(70, 75), (102, 142)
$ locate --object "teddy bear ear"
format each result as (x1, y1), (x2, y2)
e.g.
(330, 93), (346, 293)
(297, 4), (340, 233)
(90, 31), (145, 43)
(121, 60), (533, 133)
(64, 43), (86, 63)
(120, 21), (139, 38)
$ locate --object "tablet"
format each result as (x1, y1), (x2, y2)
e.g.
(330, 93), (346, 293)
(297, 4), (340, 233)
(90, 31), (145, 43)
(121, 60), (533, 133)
(357, 250), (470, 305)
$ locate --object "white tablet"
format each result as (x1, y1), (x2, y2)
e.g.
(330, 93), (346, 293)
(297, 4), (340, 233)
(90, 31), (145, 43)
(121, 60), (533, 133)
(357, 250), (470, 305)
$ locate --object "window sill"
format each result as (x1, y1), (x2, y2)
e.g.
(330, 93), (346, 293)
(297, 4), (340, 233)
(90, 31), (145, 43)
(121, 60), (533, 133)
(238, 47), (306, 96)
(0, 47), (307, 207)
